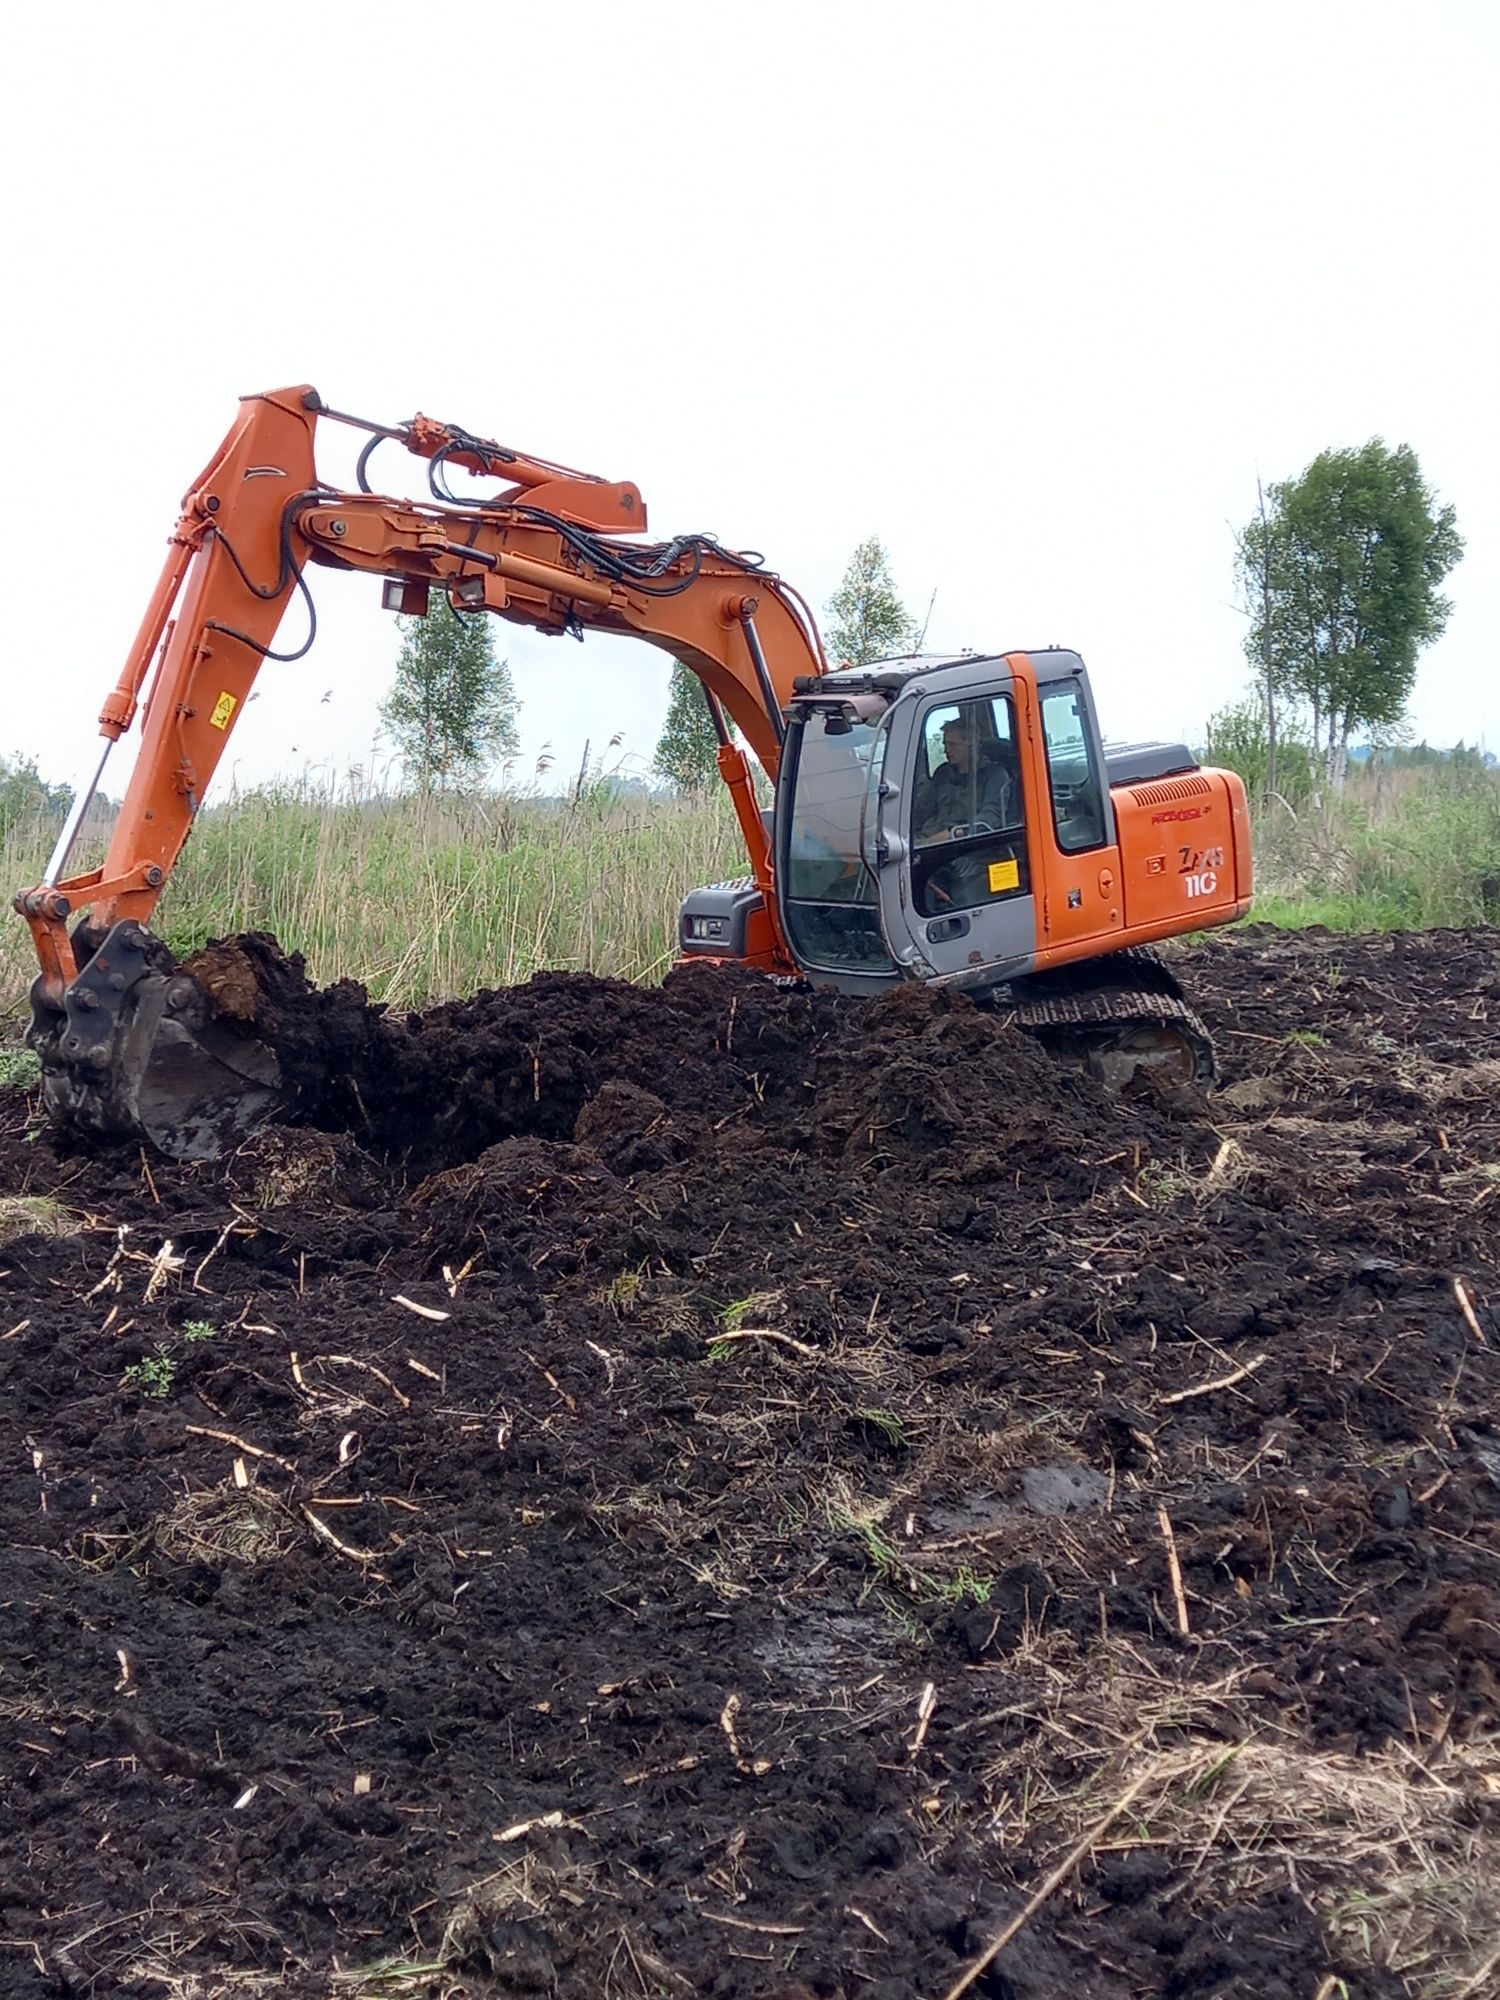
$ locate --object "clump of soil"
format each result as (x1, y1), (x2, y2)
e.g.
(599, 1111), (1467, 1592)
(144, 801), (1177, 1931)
(1, 926), (1498, 1998)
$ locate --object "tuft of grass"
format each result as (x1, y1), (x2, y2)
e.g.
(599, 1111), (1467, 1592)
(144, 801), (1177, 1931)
(853, 1407), (908, 1449)
(155, 1483), (299, 1567)
(1136, 1161), (1196, 1206)
(603, 1269), (645, 1316)
(720, 1289), (782, 1332)
(0, 1194), (82, 1245)
(824, 1489), (991, 1610)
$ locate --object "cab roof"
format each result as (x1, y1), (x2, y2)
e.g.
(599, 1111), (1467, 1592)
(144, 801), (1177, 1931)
(797, 648), (1085, 699)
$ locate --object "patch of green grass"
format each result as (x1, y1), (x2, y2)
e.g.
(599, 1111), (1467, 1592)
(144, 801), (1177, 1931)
(1136, 1161), (1196, 1205)
(1245, 762), (1500, 931)
(720, 1290), (781, 1332)
(826, 1497), (992, 1610)
(1250, 891), (1417, 931)
(0, 1045), (40, 1088)
(928, 1562), (993, 1607)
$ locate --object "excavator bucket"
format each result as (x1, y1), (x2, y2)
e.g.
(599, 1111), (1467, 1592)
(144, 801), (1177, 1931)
(27, 924), (283, 1161)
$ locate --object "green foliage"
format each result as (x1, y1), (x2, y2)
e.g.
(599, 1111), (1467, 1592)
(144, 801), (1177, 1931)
(182, 1319), (216, 1344)
(379, 591), (519, 791)
(125, 1348), (176, 1399)
(1235, 442), (1463, 786)
(0, 754), (71, 845)
(653, 662), (722, 792)
(0, 1046), (41, 1089)
(825, 536), (918, 666)
(1204, 698), (1316, 803)
(1249, 759), (1500, 930)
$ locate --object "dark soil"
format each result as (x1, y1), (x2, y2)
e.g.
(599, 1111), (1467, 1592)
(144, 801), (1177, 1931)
(2, 927), (1499, 1999)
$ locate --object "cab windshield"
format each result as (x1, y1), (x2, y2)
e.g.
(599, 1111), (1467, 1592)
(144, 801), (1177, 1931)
(780, 713), (895, 974)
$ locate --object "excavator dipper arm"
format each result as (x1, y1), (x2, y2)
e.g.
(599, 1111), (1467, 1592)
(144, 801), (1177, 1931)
(16, 386), (825, 1155)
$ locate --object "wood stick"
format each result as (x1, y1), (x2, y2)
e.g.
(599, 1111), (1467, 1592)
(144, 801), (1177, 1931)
(1159, 1354), (1269, 1405)
(300, 1504), (382, 1564)
(909, 1682), (938, 1758)
(1454, 1277), (1488, 1346)
(192, 1217), (252, 1291)
(393, 1293), (449, 1322)
(709, 1327), (819, 1358)
(184, 1425), (296, 1472)
(1157, 1505), (1191, 1636)
(702, 1913), (805, 1936)
(937, 1766), (1159, 2000)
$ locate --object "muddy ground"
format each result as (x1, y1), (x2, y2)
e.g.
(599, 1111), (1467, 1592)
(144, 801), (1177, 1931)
(1, 928), (1498, 2000)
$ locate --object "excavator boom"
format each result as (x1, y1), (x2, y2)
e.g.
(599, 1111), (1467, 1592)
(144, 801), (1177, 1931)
(17, 386), (824, 1154)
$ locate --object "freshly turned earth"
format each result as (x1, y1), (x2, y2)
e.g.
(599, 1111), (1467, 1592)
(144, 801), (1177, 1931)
(1, 929), (1498, 1999)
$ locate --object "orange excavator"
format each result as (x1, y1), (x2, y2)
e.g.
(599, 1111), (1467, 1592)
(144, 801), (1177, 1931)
(14, 385), (1252, 1157)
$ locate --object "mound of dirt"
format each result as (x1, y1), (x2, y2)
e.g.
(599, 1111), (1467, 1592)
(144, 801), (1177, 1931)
(2, 927), (1499, 1998)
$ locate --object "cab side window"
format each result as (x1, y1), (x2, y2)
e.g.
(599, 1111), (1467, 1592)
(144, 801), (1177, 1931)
(911, 693), (1030, 916)
(1039, 683), (1107, 853)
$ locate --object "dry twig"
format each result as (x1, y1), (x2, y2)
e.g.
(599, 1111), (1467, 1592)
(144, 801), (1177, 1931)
(1157, 1505), (1191, 1637)
(709, 1327), (819, 1359)
(938, 1764), (1163, 2000)
(393, 1293), (450, 1322)
(1454, 1277), (1488, 1346)
(184, 1425), (296, 1472)
(1159, 1353), (1269, 1405)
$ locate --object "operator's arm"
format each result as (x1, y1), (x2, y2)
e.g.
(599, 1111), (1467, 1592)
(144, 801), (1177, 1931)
(913, 763), (953, 843)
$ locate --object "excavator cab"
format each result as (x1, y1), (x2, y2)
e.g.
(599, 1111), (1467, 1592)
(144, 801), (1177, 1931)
(776, 651), (1060, 996)
(764, 648), (1250, 1078)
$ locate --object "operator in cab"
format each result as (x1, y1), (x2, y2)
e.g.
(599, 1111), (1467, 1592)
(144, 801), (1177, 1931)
(917, 714), (1014, 840)
(915, 712), (1018, 909)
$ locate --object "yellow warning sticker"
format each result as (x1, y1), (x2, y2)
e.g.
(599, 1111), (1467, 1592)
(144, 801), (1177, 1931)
(209, 691), (238, 731)
(988, 858), (1020, 893)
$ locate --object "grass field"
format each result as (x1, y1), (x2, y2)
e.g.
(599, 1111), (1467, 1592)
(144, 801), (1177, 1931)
(1, 760), (1496, 1020)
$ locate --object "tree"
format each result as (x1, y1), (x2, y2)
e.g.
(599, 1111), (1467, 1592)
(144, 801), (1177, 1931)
(1236, 442), (1463, 789)
(0, 754), (72, 841)
(653, 662), (722, 792)
(825, 536), (918, 666)
(1232, 477), (1282, 797)
(380, 589), (519, 790)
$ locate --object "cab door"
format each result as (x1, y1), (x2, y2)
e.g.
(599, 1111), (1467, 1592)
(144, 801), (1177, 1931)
(865, 661), (1040, 985)
(1028, 662), (1125, 955)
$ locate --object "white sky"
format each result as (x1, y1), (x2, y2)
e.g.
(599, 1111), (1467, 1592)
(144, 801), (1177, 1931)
(5, 1), (1496, 801)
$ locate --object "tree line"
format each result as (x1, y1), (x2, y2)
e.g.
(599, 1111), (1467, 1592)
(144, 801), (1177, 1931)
(296, 442), (1474, 800)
